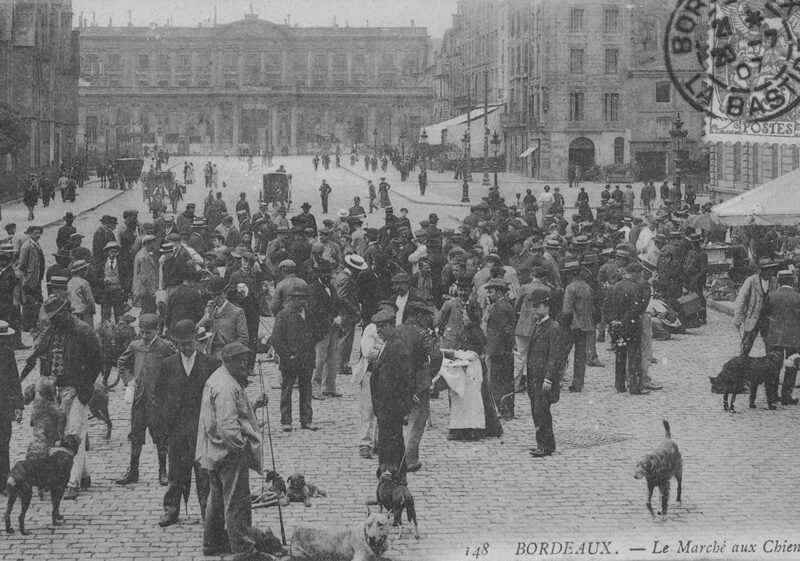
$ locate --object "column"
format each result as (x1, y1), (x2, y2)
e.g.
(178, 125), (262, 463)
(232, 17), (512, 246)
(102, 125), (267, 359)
(213, 104), (220, 148)
(290, 105), (298, 154)
(327, 52), (333, 86)
(271, 108), (279, 152)
(306, 52), (312, 87)
(233, 102), (240, 147)
(369, 106), (377, 148)
(346, 52), (352, 85)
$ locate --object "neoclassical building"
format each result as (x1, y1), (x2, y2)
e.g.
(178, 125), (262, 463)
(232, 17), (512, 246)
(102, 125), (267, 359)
(77, 12), (432, 158)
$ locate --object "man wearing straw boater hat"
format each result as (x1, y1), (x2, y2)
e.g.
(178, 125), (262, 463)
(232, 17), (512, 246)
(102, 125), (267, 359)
(22, 295), (103, 500)
(157, 319), (221, 527)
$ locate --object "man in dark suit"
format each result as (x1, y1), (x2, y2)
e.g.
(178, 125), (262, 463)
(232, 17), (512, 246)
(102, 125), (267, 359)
(604, 262), (649, 395)
(270, 287), (317, 432)
(0, 244), (24, 349)
(767, 270), (800, 405)
(370, 310), (426, 480)
(294, 203), (318, 237)
(308, 261), (345, 399)
(56, 212), (77, 250)
(198, 276), (249, 359)
(0, 320), (23, 487)
(561, 262), (595, 392)
(92, 215), (118, 264)
(157, 320), (221, 526)
(525, 286), (564, 458)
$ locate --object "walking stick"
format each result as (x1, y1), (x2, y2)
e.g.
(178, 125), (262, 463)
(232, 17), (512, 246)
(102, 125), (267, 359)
(255, 358), (287, 546)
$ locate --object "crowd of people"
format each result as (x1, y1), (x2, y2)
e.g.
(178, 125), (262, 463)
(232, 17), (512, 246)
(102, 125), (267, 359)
(0, 159), (738, 556)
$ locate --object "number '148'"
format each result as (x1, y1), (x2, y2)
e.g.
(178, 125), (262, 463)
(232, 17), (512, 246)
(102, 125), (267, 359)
(465, 543), (489, 558)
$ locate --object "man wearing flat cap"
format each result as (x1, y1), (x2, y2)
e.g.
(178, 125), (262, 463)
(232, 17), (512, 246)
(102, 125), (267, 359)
(766, 270), (800, 405)
(156, 320), (221, 527)
(604, 262), (649, 395)
(133, 235), (159, 314)
(116, 313), (176, 486)
(22, 295), (104, 499)
(197, 341), (264, 556)
(484, 278), (518, 419)
(198, 276), (249, 359)
(271, 259), (308, 316)
(270, 286), (317, 431)
(16, 225), (45, 331)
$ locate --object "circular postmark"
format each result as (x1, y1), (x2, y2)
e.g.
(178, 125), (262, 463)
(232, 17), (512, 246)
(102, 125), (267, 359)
(665, 0), (800, 122)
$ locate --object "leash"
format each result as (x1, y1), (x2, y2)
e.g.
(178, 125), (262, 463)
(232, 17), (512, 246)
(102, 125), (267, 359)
(255, 359), (287, 546)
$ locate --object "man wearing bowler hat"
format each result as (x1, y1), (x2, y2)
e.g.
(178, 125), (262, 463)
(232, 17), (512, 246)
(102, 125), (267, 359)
(295, 202), (318, 237)
(157, 319), (221, 527)
(525, 286), (564, 457)
(56, 212), (77, 250)
(270, 286), (317, 431)
(484, 278), (517, 419)
(308, 260), (346, 399)
(0, 244), (24, 349)
(198, 276), (249, 359)
(116, 313), (176, 486)
(22, 295), (103, 499)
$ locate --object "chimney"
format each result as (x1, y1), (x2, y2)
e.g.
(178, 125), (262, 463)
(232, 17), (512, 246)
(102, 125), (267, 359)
(78, 11), (83, 27)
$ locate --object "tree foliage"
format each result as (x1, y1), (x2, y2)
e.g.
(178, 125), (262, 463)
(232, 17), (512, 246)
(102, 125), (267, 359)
(0, 103), (30, 156)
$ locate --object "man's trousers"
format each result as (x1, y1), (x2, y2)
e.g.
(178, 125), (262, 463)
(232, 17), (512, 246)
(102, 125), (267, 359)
(280, 366), (313, 427)
(404, 393), (430, 466)
(163, 433), (209, 517)
(203, 450), (253, 554)
(312, 329), (339, 396)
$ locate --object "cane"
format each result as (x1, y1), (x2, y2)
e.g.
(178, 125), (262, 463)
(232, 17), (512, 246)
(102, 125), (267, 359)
(256, 359), (287, 546)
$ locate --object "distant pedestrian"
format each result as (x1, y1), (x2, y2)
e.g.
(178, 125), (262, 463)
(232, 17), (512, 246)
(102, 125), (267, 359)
(319, 180), (332, 214)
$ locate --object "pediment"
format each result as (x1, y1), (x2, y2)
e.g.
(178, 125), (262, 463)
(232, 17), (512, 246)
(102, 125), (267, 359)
(215, 18), (292, 41)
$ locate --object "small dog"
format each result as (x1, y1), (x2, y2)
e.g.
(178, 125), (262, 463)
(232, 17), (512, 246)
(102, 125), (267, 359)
(97, 316), (135, 386)
(634, 420), (683, 521)
(88, 380), (113, 440)
(372, 464), (419, 539)
(709, 352), (783, 411)
(264, 470), (289, 506)
(286, 473), (327, 507)
(290, 512), (390, 561)
(5, 434), (81, 535)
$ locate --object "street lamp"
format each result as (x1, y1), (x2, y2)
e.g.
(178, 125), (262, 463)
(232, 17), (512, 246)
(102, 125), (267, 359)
(482, 126), (490, 187)
(372, 128), (378, 155)
(83, 131), (90, 167)
(461, 130), (471, 203)
(400, 129), (406, 160)
(490, 130), (501, 187)
(668, 112), (688, 181)
(420, 128), (428, 168)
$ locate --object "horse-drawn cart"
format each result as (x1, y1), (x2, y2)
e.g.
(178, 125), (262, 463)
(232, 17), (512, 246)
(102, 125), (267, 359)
(262, 172), (292, 209)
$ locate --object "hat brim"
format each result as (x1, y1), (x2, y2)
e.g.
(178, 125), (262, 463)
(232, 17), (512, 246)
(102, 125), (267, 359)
(44, 299), (69, 319)
(0, 327), (16, 336)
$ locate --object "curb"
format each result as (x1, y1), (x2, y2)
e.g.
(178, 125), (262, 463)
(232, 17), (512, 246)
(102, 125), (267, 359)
(707, 298), (734, 317)
(41, 187), (129, 231)
(340, 165), (473, 209)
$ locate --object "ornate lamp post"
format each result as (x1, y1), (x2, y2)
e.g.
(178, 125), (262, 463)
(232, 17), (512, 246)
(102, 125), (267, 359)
(461, 130), (471, 203)
(83, 131), (90, 168)
(668, 112), (688, 181)
(372, 128), (378, 154)
(400, 129), (406, 160)
(490, 130), (501, 188)
(482, 126), (491, 186)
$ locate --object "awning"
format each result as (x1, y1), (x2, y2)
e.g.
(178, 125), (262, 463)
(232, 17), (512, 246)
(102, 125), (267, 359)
(519, 146), (538, 158)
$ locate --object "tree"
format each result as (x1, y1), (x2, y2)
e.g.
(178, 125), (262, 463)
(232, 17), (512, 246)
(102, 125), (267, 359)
(0, 103), (30, 157)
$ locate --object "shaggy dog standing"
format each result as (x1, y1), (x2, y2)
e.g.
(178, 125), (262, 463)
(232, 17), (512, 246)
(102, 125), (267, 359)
(634, 420), (683, 521)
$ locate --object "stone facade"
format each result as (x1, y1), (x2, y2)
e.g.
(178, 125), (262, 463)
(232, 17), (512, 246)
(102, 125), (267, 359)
(0, 0), (79, 172)
(77, 13), (432, 158)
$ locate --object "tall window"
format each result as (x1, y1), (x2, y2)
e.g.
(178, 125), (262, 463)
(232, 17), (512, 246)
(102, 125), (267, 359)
(604, 9), (619, 34)
(138, 53), (150, 69)
(570, 48), (584, 74)
(656, 117), (671, 138)
(85, 116), (98, 144)
(656, 81), (671, 103)
(570, 9), (584, 32)
(733, 143), (742, 182)
(614, 137), (624, 164)
(604, 93), (620, 122)
(605, 49), (618, 74)
(569, 92), (584, 121)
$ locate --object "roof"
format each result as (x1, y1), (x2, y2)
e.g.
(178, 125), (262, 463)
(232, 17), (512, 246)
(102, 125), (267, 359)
(713, 167), (800, 226)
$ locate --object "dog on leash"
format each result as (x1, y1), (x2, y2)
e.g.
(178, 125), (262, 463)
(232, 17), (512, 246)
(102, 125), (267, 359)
(371, 464), (419, 539)
(88, 380), (113, 440)
(5, 435), (81, 535)
(709, 352), (783, 411)
(286, 473), (327, 507)
(634, 420), (683, 521)
(290, 512), (390, 561)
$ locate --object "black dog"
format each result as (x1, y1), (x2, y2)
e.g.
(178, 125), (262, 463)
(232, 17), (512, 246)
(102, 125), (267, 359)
(88, 380), (113, 440)
(5, 435), (81, 535)
(374, 464), (419, 539)
(633, 420), (683, 521)
(709, 352), (783, 411)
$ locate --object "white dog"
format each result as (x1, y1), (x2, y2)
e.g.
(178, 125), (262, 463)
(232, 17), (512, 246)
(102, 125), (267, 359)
(290, 512), (391, 561)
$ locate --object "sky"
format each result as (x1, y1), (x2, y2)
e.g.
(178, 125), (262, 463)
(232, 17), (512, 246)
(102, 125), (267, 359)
(72, 0), (460, 38)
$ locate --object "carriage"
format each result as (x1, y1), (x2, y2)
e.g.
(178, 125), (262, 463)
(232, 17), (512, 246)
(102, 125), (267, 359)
(262, 171), (292, 209)
(113, 158), (144, 190)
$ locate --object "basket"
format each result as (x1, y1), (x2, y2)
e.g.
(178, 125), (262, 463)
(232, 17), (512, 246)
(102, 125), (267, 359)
(676, 292), (704, 316)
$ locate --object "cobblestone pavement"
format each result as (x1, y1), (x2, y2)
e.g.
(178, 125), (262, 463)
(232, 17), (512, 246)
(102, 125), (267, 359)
(2, 157), (796, 561)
